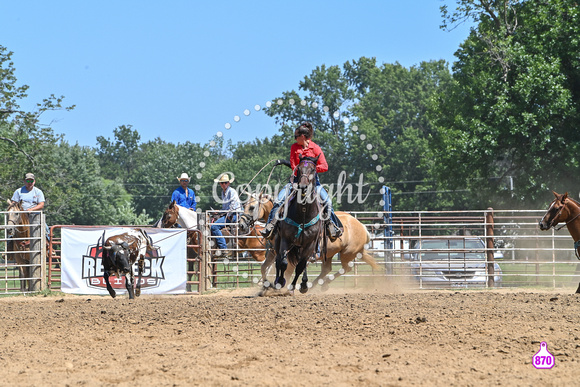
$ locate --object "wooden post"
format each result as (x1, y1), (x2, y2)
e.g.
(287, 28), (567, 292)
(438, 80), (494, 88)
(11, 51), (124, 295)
(29, 212), (42, 292)
(486, 208), (495, 287)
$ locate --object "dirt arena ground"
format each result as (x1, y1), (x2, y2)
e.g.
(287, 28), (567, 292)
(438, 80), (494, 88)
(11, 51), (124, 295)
(1, 285), (578, 386)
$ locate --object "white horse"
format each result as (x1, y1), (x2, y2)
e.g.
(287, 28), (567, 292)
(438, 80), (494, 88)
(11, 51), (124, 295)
(159, 200), (198, 230)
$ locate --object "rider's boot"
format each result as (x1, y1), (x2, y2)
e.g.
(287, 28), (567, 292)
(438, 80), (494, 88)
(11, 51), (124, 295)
(260, 219), (277, 240)
(322, 205), (342, 242)
(326, 220), (342, 242)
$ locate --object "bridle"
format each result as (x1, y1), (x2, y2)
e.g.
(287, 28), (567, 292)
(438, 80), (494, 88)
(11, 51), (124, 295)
(547, 197), (580, 231)
(545, 197), (580, 260)
(6, 202), (28, 238)
(162, 207), (179, 228)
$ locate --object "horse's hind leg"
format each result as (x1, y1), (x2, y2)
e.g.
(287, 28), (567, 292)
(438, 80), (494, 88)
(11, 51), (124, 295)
(576, 282), (580, 294)
(261, 250), (275, 286)
(312, 256), (333, 290)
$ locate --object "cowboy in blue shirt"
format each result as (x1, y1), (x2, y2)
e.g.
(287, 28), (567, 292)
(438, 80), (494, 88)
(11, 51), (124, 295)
(171, 173), (196, 210)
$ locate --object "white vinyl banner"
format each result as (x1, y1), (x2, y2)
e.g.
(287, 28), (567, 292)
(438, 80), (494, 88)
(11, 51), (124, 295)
(61, 227), (187, 296)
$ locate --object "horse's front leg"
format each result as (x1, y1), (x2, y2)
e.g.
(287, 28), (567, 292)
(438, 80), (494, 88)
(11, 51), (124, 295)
(275, 252), (287, 289)
(576, 281), (580, 294)
(290, 259), (308, 294)
(299, 265), (309, 294)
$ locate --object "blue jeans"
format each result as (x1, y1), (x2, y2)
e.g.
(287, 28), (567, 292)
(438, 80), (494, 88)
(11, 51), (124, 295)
(211, 214), (238, 250)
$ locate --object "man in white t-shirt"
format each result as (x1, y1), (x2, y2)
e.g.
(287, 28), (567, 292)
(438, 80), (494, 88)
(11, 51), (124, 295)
(11, 172), (48, 240)
(11, 173), (45, 211)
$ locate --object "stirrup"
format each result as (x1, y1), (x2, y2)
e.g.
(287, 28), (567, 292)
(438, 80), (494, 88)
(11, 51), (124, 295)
(261, 222), (276, 240)
(327, 223), (342, 242)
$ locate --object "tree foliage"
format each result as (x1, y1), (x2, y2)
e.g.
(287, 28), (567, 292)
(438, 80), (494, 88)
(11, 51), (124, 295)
(432, 0), (580, 208)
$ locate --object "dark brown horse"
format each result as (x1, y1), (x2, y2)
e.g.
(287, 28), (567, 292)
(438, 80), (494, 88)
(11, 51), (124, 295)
(240, 191), (380, 291)
(6, 200), (31, 291)
(274, 155), (322, 293)
(539, 191), (580, 293)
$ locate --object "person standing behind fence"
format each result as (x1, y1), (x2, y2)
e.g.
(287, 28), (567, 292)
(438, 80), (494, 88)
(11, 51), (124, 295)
(210, 173), (241, 257)
(11, 172), (48, 240)
(12, 173), (45, 212)
(172, 173), (197, 211)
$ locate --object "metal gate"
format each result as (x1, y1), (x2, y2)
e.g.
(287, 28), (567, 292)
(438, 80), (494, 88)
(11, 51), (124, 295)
(16, 208), (580, 294)
(0, 210), (47, 294)
(200, 209), (580, 292)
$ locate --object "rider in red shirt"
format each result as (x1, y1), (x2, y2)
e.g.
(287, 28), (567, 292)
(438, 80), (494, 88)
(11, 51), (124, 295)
(261, 122), (342, 241)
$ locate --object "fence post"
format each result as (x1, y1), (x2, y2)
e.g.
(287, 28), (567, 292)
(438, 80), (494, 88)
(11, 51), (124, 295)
(28, 212), (42, 291)
(486, 208), (495, 287)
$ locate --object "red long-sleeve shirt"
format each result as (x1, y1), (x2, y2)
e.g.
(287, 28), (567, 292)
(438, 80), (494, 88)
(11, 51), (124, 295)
(290, 141), (328, 174)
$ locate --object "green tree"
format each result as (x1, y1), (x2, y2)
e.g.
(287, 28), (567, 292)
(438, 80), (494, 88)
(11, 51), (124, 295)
(96, 125), (141, 180)
(0, 45), (74, 219)
(432, 0), (580, 208)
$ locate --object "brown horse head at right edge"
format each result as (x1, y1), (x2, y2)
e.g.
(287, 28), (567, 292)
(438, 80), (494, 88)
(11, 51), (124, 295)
(539, 191), (580, 293)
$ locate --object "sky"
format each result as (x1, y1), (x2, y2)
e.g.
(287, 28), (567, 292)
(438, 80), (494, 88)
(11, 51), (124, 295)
(1, 0), (472, 148)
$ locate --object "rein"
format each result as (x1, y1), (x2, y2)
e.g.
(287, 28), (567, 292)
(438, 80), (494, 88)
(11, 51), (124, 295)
(555, 211), (580, 231)
(284, 213), (320, 239)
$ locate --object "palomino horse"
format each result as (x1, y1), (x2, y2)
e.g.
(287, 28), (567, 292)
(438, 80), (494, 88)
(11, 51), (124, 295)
(539, 191), (580, 293)
(6, 200), (31, 291)
(237, 193), (276, 282)
(274, 155), (322, 293)
(239, 193), (379, 291)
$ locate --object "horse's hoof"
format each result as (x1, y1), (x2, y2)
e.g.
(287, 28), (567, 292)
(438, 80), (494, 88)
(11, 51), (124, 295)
(299, 286), (308, 294)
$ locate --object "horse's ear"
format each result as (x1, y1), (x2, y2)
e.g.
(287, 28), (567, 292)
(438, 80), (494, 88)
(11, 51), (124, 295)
(552, 190), (559, 198)
(6, 199), (10, 205)
(563, 192), (569, 202)
(313, 155), (320, 163)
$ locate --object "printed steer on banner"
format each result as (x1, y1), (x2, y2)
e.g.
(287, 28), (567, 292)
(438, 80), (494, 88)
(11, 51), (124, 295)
(99, 228), (154, 299)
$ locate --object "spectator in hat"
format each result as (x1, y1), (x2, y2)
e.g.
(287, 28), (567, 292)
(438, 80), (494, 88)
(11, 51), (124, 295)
(11, 172), (49, 240)
(11, 173), (45, 212)
(210, 173), (241, 257)
(171, 173), (196, 211)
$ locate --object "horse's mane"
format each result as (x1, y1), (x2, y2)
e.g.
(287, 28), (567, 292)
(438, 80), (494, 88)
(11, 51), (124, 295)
(567, 196), (580, 207)
(7, 201), (24, 211)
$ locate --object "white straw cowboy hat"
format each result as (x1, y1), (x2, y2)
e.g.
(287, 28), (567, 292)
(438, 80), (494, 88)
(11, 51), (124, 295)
(177, 173), (191, 182)
(214, 173), (234, 183)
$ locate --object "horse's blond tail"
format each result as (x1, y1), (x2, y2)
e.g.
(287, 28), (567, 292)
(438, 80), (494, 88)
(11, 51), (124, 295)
(361, 250), (380, 270)
(360, 224), (380, 270)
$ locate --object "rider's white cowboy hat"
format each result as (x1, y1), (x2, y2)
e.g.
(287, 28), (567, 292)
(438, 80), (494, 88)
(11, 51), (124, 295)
(177, 173), (191, 182)
(214, 173), (234, 183)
